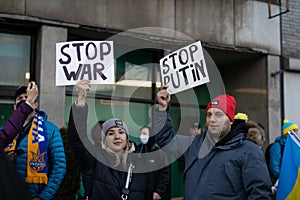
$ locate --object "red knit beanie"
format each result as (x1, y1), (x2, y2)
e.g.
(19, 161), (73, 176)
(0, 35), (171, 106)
(206, 94), (236, 122)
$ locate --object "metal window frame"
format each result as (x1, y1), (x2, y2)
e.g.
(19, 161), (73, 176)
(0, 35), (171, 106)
(0, 22), (38, 100)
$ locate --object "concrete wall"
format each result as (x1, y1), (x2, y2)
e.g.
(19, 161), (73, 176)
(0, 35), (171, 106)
(235, 1), (280, 55)
(221, 55), (268, 142)
(268, 55), (281, 144)
(36, 26), (67, 128)
(0, 0), (282, 132)
(0, 0), (280, 54)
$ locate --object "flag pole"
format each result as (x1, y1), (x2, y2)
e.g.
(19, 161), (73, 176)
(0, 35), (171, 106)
(288, 130), (300, 143)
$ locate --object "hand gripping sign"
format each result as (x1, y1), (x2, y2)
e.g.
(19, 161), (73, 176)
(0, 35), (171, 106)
(160, 41), (210, 94)
(56, 41), (114, 86)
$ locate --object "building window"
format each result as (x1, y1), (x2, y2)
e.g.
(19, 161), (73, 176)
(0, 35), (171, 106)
(0, 32), (31, 87)
(0, 27), (35, 127)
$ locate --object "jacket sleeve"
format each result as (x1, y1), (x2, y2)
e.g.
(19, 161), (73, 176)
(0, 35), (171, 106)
(39, 121), (66, 200)
(269, 142), (281, 179)
(0, 101), (33, 147)
(67, 104), (95, 171)
(153, 151), (170, 197)
(242, 145), (272, 200)
(153, 105), (193, 159)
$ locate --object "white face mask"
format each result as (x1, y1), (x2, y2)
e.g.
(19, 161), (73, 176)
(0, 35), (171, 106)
(140, 134), (149, 144)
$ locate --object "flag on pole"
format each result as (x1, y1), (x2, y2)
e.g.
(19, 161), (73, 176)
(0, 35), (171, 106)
(276, 130), (300, 200)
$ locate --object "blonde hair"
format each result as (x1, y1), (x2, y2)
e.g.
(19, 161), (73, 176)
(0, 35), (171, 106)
(102, 138), (133, 169)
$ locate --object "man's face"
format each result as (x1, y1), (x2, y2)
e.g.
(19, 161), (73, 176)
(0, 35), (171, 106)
(206, 107), (232, 141)
(14, 93), (38, 110)
(14, 93), (28, 110)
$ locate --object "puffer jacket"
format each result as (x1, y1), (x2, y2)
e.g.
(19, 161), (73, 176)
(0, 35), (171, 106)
(154, 106), (272, 200)
(68, 104), (153, 200)
(13, 110), (66, 200)
(0, 101), (33, 147)
(269, 135), (286, 180)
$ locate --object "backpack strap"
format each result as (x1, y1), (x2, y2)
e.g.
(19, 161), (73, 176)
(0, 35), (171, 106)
(279, 141), (285, 167)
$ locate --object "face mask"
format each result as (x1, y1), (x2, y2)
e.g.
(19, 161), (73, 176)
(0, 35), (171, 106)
(140, 134), (149, 144)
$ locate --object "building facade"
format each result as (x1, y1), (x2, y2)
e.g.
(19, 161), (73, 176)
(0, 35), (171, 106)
(281, 0), (300, 130)
(0, 0), (285, 197)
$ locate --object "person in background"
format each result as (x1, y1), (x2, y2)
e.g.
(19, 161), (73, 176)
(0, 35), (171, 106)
(245, 120), (266, 150)
(269, 119), (299, 180)
(137, 125), (171, 200)
(0, 82), (38, 200)
(154, 88), (272, 199)
(0, 82), (37, 147)
(6, 83), (66, 200)
(68, 80), (155, 200)
(234, 112), (266, 149)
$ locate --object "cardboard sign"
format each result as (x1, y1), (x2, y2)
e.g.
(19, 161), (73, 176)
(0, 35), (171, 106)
(160, 41), (210, 94)
(56, 41), (114, 86)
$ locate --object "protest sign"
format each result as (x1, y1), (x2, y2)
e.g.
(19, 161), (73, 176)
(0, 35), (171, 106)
(56, 41), (114, 86)
(160, 41), (210, 94)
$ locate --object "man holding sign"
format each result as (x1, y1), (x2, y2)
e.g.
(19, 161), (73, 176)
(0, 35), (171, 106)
(160, 41), (209, 94)
(153, 88), (272, 199)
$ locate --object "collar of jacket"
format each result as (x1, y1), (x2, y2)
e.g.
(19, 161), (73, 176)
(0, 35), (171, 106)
(215, 120), (247, 150)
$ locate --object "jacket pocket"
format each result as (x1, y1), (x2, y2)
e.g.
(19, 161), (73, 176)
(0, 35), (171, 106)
(224, 162), (241, 193)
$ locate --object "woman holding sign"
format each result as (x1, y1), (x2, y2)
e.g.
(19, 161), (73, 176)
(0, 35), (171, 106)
(68, 80), (156, 200)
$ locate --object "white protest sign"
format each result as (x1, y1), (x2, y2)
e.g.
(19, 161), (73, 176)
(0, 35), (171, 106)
(56, 41), (114, 86)
(160, 41), (210, 94)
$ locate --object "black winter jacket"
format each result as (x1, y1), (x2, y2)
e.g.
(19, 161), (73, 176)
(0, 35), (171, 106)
(154, 106), (272, 200)
(137, 139), (171, 200)
(68, 104), (152, 200)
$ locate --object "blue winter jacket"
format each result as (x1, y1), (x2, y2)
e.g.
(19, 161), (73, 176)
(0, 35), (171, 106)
(153, 106), (272, 200)
(269, 135), (286, 180)
(13, 110), (66, 200)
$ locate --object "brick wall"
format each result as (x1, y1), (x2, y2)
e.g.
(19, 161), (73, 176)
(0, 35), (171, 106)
(281, 0), (300, 58)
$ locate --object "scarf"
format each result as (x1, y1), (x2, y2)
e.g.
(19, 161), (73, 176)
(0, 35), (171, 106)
(7, 113), (48, 184)
(26, 113), (48, 184)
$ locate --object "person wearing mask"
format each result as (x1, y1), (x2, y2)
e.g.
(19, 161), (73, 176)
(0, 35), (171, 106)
(137, 125), (171, 200)
(153, 88), (272, 199)
(68, 80), (159, 200)
(5, 82), (66, 200)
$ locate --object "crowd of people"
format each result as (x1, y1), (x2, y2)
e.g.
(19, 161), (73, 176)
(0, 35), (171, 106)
(0, 79), (297, 200)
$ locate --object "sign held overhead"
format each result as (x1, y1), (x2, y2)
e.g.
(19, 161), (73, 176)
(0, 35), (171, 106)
(160, 41), (210, 94)
(56, 41), (114, 86)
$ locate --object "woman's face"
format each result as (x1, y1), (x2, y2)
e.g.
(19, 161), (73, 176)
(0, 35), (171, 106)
(105, 127), (127, 154)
